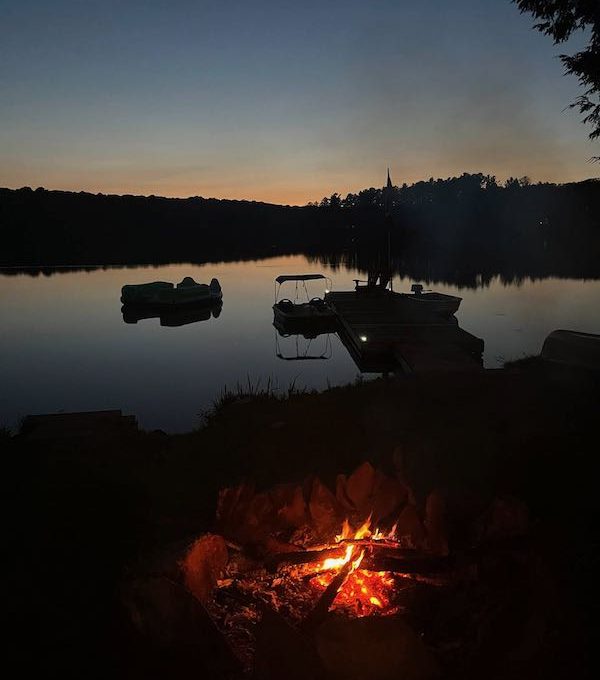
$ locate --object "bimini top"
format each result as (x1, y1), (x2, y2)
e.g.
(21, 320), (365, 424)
(275, 274), (327, 284)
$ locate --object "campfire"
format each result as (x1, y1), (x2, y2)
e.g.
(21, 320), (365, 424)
(180, 461), (456, 673)
(123, 460), (557, 680)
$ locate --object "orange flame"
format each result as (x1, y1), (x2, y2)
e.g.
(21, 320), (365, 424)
(312, 517), (396, 616)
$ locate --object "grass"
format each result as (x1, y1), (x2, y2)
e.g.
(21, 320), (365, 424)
(8, 368), (599, 678)
(198, 374), (315, 426)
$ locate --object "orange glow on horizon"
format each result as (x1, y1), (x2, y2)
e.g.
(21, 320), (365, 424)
(2, 161), (596, 207)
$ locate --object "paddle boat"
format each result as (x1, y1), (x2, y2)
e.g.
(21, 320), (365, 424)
(121, 277), (222, 306)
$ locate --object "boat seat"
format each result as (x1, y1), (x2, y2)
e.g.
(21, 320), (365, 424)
(177, 276), (199, 288)
(277, 299), (294, 311)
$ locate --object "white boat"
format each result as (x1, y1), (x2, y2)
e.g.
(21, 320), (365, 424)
(121, 277), (222, 306)
(272, 274), (337, 332)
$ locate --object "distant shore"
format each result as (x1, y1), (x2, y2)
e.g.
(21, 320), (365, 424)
(2, 179), (599, 283)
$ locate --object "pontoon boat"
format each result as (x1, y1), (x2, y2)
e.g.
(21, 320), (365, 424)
(272, 274), (337, 332)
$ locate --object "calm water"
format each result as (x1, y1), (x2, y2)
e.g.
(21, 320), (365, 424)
(1, 255), (599, 432)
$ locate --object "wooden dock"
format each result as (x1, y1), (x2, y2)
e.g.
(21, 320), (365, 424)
(326, 291), (484, 373)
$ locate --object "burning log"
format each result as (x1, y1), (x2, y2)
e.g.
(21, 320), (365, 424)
(361, 553), (452, 574)
(265, 546), (346, 572)
(301, 555), (359, 632)
(266, 541), (451, 574)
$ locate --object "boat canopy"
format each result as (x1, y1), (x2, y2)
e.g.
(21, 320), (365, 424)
(275, 274), (327, 284)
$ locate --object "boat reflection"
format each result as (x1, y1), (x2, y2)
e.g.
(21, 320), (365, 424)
(274, 326), (333, 362)
(121, 302), (222, 327)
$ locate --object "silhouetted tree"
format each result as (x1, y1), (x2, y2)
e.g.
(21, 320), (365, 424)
(328, 192), (342, 209)
(513, 0), (599, 156)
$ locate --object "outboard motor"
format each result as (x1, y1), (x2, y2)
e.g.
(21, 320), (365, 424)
(209, 278), (222, 297)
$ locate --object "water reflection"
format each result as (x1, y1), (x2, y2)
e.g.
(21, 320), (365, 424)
(121, 302), (223, 327)
(1, 256), (598, 432)
(274, 331), (333, 362)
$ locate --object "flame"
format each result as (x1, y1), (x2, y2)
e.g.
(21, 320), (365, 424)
(354, 515), (372, 540)
(311, 517), (397, 616)
(321, 544), (354, 571)
(336, 518), (352, 542)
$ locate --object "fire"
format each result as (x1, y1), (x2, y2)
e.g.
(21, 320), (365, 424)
(311, 517), (397, 616)
(321, 544), (354, 571)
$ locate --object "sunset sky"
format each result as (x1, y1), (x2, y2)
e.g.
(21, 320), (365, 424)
(1, 0), (597, 205)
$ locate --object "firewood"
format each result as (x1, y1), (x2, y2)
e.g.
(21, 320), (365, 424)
(301, 558), (356, 632)
(265, 539), (454, 574)
(265, 546), (346, 572)
(361, 553), (453, 574)
(265, 541), (428, 571)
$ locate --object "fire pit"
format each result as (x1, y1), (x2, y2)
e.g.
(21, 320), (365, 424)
(179, 462), (457, 677)
(126, 460), (545, 680)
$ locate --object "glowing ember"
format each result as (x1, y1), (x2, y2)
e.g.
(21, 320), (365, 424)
(310, 517), (398, 616)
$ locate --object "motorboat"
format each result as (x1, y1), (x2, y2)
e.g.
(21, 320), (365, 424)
(272, 274), (337, 332)
(120, 277), (222, 306)
(397, 284), (461, 318)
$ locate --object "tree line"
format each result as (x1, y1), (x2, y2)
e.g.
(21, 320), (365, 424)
(1, 175), (598, 287)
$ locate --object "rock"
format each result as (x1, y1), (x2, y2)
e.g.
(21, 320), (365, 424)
(255, 608), (326, 680)
(346, 461), (376, 511)
(425, 490), (449, 556)
(271, 483), (307, 528)
(215, 481), (255, 538)
(484, 496), (530, 540)
(336, 473), (355, 513)
(395, 504), (427, 547)
(309, 478), (342, 538)
(315, 614), (439, 680)
(181, 533), (228, 603)
(371, 475), (410, 526)
(123, 576), (241, 677)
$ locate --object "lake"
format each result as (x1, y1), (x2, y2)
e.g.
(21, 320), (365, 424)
(1, 255), (599, 432)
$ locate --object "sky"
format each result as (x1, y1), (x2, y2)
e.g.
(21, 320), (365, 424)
(0, 0), (598, 204)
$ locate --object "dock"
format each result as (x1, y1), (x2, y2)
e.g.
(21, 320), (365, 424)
(326, 291), (484, 373)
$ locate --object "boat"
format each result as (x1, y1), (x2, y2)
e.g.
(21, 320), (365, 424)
(120, 277), (222, 306)
(272, 274), (337, 333)
(397, 284), (461, 318)
(541, 330), (600, 370)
